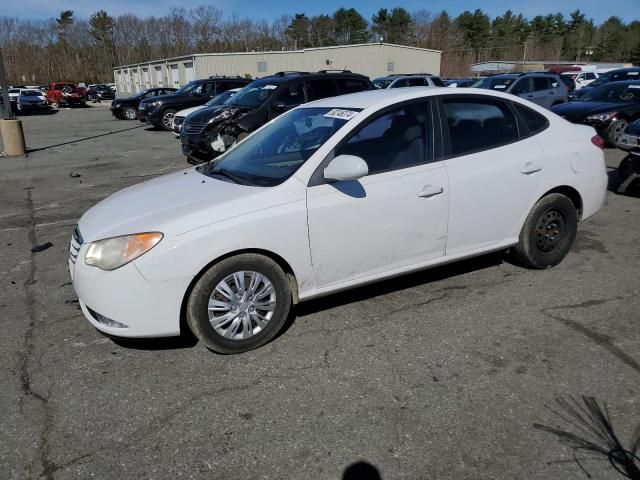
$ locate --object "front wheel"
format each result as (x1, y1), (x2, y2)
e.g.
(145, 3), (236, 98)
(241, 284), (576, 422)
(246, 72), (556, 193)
(186, 254), (292, 354)
(607, 119), (628, 146)
(512, 193), (577, 269)
(123, 106), (137, 120)
(160, 109), (177, 131)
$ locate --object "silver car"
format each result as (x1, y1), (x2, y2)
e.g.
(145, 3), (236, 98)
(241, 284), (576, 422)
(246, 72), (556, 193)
(473, 73), (568, 109)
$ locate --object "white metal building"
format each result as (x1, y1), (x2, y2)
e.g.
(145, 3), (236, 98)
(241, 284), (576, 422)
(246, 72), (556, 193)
(113, 43), (442, 93)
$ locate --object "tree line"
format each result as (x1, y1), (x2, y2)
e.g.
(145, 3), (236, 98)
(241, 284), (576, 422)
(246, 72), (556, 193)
(1, 6), (639, 84)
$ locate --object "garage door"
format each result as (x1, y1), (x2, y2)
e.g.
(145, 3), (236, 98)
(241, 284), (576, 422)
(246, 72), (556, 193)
(155, 66), (163, 86)
(184, 62), (195, 83)
(142, 67), (150, 88)
(168, 64), (179, 87)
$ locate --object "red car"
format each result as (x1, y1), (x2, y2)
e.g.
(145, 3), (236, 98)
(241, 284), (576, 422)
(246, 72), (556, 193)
(46, 82), (87, 107)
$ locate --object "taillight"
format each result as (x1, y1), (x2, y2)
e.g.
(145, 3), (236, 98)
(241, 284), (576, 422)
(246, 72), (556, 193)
(591, 135), (605, 149)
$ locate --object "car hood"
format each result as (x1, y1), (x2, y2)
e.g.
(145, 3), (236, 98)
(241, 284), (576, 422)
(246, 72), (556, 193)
(552, 101), (629, 117)
(625, 119), (640, 135)
(176, 105), (206, 118)
(77, 168), (266, 242)
(187, 105), (243, 124)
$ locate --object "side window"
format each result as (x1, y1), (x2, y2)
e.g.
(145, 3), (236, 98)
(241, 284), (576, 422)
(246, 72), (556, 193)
(511, 78), (532, 94)
(442, 98), (519, 157)
(335, 102), (431, 175)
(273, 82), (304, 107)
(306, 79), (338, 100)
(336, 79), (369, 94)
(513, 103), (549, 135)
(142, 91), (157, 99)
(407, 77), (427, 87)
(431, 76), (445, 87)
(586, 73), (596, 80)
(227, 81), (248, 90)
(389, 79), (407, 88)
(533, 77), (551, 91)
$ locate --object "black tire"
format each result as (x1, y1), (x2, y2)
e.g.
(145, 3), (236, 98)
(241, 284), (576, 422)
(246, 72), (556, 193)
(186, 254), (292, 354)
(618, 155), (635, 183)
(123, 106), (137, 120)
(607, 119), (628, 146)
(160, 109), (177, 131)
(512, 193), (577, 269)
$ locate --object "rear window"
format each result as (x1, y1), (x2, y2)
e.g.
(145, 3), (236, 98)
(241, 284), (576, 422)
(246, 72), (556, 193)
(514, 103), (548, 135)
(306, 79), (339, 101)
(336, 79), (370, 94)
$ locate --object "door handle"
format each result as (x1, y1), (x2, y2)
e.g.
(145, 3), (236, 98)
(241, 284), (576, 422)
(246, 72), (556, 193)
(527, 95), (535, 98)
(521, 163), (543, 175)
(417, 185), (444, 198)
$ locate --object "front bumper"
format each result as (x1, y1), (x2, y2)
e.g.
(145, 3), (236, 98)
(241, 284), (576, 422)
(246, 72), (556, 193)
(180, 131), (213, 161)
(69, 239), (193, 338)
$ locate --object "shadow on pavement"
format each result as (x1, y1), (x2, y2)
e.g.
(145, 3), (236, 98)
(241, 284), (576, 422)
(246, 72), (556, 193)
(26, 124), (146, 153)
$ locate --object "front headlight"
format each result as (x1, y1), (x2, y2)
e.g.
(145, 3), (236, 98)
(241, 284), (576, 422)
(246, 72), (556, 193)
(85, 232), (163, 271)
(586, 112), (617, 122)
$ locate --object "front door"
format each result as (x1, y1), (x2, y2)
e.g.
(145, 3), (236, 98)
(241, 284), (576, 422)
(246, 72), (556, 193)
(306, 100), (449, 289)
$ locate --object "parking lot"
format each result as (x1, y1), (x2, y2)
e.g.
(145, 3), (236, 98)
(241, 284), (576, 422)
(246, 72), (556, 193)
(1, 106), (639, 479)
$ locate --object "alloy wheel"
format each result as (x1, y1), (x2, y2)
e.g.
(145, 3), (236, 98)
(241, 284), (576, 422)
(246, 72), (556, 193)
(207, 271), (277, 340)
(124, 107), (137, 120)
(162, 112), (175, 130)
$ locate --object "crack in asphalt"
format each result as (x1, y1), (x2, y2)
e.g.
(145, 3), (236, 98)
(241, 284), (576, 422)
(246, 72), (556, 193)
(541, 296), (640, 374)
(18, 187), (58, 479)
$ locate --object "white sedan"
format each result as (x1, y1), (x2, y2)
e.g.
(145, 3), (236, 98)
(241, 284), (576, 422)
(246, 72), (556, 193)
(70, 88), (607, 353)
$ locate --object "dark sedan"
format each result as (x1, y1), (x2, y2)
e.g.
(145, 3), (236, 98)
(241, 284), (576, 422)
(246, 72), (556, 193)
(552, 81), (640, 145)
(110, 88), (177, 120)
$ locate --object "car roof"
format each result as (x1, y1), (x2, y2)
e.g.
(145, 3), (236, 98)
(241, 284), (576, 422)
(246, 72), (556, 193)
(303, 87), (526, 111)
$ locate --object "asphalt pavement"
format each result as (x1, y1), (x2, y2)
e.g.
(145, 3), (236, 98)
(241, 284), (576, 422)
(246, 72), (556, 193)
(1, 106), (639, 480)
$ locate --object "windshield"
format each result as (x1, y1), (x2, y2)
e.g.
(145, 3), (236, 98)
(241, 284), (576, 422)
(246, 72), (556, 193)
(583, 83), (640, 103)
(227, 80), (281, 108)
(373, 79), (393, 89)
(207, 90), (236, 106)
(203, 107), (360, 186)
(21, 90), (41, 96)
(472, 76), (517, 90)
(588, 73), (611, 88)
(175, 81), (201, 95)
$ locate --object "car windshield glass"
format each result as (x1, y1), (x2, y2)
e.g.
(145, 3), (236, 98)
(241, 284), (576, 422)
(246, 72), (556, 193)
(373, 79), (393, 89)
(588, 73), (611, 87)
(226, 80), (282, 108)
(202, 107), (361, 186)
(175, 81), (200, 94)
(472, 76), (516, 90)
(207, 90), (235, 106)
(583, 83), (640, 102)
(21, 90), (41, 96)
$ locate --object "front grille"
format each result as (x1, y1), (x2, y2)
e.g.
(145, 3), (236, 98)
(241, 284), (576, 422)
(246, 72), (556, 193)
(69, 224), (83, 264)
(182, 122), (207, 134)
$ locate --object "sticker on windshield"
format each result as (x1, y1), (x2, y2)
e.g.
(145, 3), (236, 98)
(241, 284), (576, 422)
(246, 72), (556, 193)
(493, 85), (507, 89)
(627, 72), (638, 75)
(323, 109), (359, 120)
(629, 85), (640, 89)
(263, 85), (278, 90)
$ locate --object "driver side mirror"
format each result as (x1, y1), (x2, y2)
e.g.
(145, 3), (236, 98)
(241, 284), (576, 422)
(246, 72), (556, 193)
(324, 155), (368, 182)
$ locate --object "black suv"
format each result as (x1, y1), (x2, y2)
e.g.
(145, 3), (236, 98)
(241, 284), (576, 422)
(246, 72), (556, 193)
(110, 87), (177, 120)
(139, 77), (251, 130)
(180, 70), (373, 162)
(87, 84), (116, 102)
(570, 67), (640, 101)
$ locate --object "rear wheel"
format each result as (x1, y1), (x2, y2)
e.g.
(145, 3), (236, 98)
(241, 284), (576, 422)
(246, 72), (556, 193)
(123, 106), (137, 120)
(160, 109), (177, 131)
(186, 254), (292, 354)
(512, 193), (577, 269)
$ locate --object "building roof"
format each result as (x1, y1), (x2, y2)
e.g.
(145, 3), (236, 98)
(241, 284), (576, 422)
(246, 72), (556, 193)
(114, 43), (441, 70)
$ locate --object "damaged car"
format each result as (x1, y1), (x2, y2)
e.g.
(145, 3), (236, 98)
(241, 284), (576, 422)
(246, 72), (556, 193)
(180, 70), (373, 162)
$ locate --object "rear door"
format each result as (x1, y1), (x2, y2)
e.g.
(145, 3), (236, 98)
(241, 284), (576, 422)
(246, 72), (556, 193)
(531, 76), (555, 108)
(437, 95), (545, 254)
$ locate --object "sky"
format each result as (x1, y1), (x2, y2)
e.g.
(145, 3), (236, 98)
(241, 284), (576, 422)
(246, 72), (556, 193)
(2, 0), (638, 23)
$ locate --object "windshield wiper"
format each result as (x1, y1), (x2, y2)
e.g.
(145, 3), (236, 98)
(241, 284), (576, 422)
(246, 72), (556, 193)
(208, 167), (250, 185)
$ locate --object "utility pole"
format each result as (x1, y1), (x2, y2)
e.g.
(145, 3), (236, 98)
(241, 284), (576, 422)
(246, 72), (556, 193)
(0, 48), (27, 156)
(0, 48), (14, 120)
